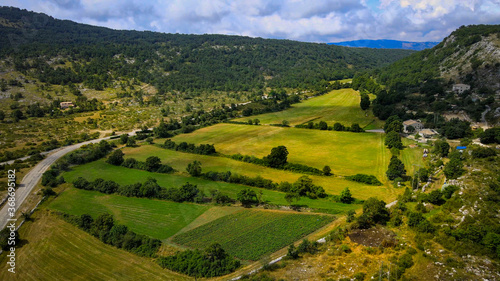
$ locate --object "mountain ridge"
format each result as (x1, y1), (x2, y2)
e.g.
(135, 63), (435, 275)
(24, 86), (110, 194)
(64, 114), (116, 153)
(329, 39), (439, 50)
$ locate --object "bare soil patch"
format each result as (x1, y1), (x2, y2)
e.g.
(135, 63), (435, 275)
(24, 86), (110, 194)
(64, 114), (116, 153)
(348, 227), (396, 247)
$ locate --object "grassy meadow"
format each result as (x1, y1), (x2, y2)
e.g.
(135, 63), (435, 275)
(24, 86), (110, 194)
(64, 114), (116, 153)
(123, 144), (394, 200)
(60, 159), (360, 213)
(234, 88), (383, 129)
(170, 124), (389, 178)
(48, 187), (209, 240)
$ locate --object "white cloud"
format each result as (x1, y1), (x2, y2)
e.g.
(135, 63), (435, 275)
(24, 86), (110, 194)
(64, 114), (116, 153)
(5, 0), (500, 42)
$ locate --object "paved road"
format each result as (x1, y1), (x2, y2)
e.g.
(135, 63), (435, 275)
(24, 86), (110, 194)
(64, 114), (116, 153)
(0, 132), (137, 230)
(0, 148), (64, 166)
(365, 129), (385, 133)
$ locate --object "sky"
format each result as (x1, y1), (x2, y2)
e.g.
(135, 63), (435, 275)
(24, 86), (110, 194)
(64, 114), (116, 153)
(3, 0), (500, 43)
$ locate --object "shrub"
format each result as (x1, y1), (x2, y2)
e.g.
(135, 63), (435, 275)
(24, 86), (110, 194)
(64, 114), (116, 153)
(345, 174), (382, 185)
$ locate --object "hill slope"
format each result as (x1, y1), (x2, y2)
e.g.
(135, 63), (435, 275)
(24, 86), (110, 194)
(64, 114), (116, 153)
(330, 39), (438, 50)
(353, 25), (500, 125)
(0, 6), (414, 93)
(376, 25), (500, 92)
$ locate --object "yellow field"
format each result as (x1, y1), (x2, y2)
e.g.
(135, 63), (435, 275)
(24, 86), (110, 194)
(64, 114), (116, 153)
(234, 89), (383, 129)
(0, 210), (188, 281)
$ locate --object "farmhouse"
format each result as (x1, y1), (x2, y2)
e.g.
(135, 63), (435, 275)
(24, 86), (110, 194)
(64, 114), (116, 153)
(452, 84), (470, 94)
(60, 101), (74, 109)
(419, 128), (438, 139)
(403, 119), (424, 133)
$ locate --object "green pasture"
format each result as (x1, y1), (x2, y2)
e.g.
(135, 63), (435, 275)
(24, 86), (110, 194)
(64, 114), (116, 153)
(172, 209), (335, 260)
(48, 187), (209, 240)
(61, 159), (359, 213)
(124, 144), (393, 200)
(234, 88), (383, 129)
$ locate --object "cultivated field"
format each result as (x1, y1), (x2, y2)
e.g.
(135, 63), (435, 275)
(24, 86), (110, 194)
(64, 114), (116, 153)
(172, 209), (335, 260)
(234, 88), (383, 129)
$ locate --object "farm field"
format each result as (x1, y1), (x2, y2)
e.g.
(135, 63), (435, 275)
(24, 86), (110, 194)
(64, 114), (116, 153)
(172, 209), (335, 261)
(0, 211), (188, 281)
(48, 187), (210, 240)
(170, 124), (389, 179)
(234, 88), (383, 129)
(401, 138), (427, 175)
(123, 144), (392, 200)
(60, 160), (360, 213)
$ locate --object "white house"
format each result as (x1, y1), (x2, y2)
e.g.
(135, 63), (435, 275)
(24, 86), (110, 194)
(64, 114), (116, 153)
(452, 84), (470, 94)
(403, 119), (424, 133)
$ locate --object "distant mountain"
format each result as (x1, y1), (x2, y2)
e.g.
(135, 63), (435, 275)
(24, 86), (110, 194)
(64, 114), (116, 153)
(329, 39), (439, 51)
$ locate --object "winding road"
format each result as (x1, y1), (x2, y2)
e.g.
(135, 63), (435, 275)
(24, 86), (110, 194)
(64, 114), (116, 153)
(0, 131), (139, 230)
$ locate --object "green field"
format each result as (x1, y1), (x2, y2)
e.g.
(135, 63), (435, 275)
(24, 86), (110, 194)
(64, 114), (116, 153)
(0, 212), (188, 281)
(123, 145), (390, 200)
(172, 209), (335, 260)
(234, 88), (383, 129)
(48, 187), (209, 240)
(170, 124), (389, 179)
(61, 159), (360, 213)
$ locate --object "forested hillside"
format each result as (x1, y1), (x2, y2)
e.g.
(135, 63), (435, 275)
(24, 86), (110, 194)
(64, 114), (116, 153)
(0, 6), (413, 93)
(353, 25), (500, 125)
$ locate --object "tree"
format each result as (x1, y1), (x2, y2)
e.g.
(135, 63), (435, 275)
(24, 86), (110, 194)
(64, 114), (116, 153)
(385, 131), (403, 149)
(205, 243), (227, 262)
(154, 121), (173, 138)
(360, 197), (390, 226)
(120, 134), (129, 144)
(186, 160), (202, 177)
(11, 109), (24, 122)
(284, 191), (300, 204)
(346, 210), (356, 222)
(0, 228), (19, 251)
(417, 167), (429, 182)
(360, 93), (370, 110)
(339, 187), (354, 204)
(383, 115), (402, 133)
(480, 127), (500, 144)
(350, 123), (363, 132)
(287, 244), (299, 259)
(433, 140), (450, 157)
(0, 110), (5, 121)
(318, 121), (328, 130)
(237, 188), (258, 207)
(126, 138), (136, 147)
(444, 157), (464, 179)
(322, 165), (332, 176)
(263, 146), (288, 168)
(386, 156), (406, 180)
(107, 149), (124, 166)
(253, 119), (260, 125)
(91, 213), (115, 238)
(140, 177), (161, 198)
(333, 122), (345, 131)
(145, 156), (161, 172)
(281, 120), (290, 127)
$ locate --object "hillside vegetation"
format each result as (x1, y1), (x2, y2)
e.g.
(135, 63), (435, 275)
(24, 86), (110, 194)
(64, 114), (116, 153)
(353, 25), (500, 125)
(0, 6), (413, 93)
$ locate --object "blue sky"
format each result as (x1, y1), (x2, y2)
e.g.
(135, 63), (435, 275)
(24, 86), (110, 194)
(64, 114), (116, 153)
(3, 0), (500, 42)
